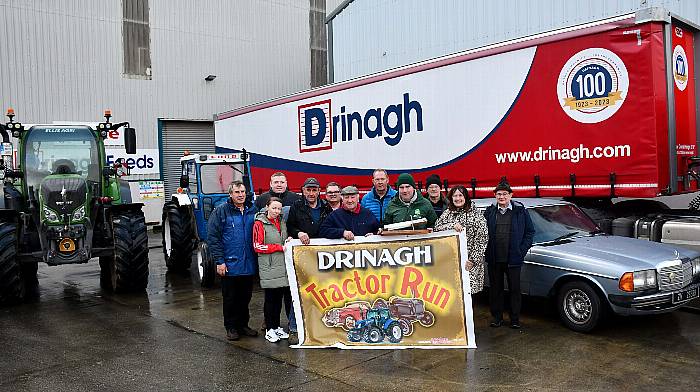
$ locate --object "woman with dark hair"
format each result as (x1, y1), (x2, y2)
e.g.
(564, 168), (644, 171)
(434, 185), (489, 293)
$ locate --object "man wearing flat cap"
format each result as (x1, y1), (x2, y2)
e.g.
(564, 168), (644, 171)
(319, 186), (380, 240)
(287, 177), (332, 245)
(383, 173), (437, 229)
(484, 180), (534, 329)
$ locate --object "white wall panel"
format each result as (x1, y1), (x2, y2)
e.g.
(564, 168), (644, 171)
(0, 0), (312, 160)
(329, 0), (700, 81)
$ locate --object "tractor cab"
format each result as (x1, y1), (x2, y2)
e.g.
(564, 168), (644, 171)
(162, 151), (254, 287)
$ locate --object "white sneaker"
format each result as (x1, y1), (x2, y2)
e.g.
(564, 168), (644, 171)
(265, 329), (280, 343)
(274, 327), (289, 339)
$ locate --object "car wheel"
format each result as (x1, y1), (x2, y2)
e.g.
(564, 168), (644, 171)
(366, 326), (383, 343)
(557, 281), (602, 333)
(347, 329), (362, 342)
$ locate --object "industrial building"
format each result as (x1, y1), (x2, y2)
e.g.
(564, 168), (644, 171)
(0, 0), (335, 221)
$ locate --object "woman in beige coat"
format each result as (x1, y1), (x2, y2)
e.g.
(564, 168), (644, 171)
(434, 185), (489, 294)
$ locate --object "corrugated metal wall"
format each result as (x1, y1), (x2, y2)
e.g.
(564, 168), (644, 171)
(328, 0), (700, 81)
(0, 0), (312, 157)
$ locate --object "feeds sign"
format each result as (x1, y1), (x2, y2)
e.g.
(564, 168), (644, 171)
(285, 232), (476, 349)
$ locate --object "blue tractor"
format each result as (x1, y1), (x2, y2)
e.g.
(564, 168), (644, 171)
(347, 307), (403, 344)
(160, 151), (253, 287)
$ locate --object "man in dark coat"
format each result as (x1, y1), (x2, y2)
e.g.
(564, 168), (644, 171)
(287, 177), (333, 244)
(208, 180), (259, 341)
(254, 172), (301, 221)
(484, 181), (535, 329)
(320, 186), (379, 239)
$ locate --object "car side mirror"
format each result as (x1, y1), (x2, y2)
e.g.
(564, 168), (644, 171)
(124, 127), (136, 154)
(180, 174), (189, 189)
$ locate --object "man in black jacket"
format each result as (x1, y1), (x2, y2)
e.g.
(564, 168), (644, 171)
(254, 172), (301, 221)
(484, 181), (535, 329)
(287, 177), (333, 244)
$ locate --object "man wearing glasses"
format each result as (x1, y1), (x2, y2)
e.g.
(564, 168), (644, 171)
(325, 182), (342, 210)
(484, 181), (535, 329)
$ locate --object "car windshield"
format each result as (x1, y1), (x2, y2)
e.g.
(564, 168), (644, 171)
(23, 127), (99, 190)
(528, 204), (599, 244)
(199, 163), (244, 194)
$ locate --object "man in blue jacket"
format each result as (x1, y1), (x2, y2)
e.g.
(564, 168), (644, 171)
(361, 169), (396, 225)
(208, 180), (259, 341)
(320, 186), (379, 239)
(484, 181), (535, 329)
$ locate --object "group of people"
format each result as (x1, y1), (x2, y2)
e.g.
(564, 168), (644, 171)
(206, 169), (535, 346)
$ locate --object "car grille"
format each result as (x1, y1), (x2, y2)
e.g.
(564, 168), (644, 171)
(658, 260), (693, 291)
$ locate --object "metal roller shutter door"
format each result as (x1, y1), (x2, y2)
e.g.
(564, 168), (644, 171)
(161, 120), (214, 199)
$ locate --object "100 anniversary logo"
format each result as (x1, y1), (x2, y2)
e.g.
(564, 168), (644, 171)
(557, 48), (629, 123)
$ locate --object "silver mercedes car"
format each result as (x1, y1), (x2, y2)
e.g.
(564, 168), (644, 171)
(475, 199), (700, 332)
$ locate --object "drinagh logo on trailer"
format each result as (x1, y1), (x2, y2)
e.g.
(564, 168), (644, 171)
(297, 93), (424, 153)
(557, 48), (629, 124)
(673, 45), (689, 91)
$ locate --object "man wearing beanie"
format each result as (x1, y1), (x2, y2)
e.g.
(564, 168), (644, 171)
(424, 174), (448, 218)
(383, 173), (437, 229)
(484, 180), (534, 329)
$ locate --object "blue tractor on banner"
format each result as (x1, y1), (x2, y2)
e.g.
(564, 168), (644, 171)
(161, 150), (253, 287)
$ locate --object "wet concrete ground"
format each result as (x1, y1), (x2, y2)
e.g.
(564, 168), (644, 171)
(1, 232), (699, 391)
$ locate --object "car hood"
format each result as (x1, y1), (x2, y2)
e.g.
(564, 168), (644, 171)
(529, 235), (700, 274)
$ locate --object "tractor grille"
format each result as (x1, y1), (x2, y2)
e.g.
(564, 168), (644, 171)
(41, 177), (88, 213)
(658, 260), (693, 292)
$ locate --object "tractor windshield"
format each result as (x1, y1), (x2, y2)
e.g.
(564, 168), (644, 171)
(200, 163), (244, 194)
(23, 126), (100, 190)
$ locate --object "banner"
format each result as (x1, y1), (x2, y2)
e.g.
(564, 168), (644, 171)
(285, 231), (476, 349)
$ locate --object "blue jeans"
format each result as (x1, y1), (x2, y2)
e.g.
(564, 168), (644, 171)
(287, 302), (297, 332)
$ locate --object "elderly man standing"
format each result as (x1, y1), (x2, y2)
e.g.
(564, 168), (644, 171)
(254, 172), (301, 220)
(484, 181), (535, 329)
(383, 173), (437, 229)
(207, 180), (259, 341)
(361, 169), (396, 225)
(319, 186), (379, 239)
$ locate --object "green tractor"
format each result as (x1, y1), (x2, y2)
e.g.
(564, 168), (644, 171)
(0, 109), (149, 304)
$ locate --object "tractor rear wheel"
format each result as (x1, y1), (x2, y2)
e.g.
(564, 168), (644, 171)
(0, 221), (24, 305)
(101, 209), (149, 292)
(162, 202), (196, 271)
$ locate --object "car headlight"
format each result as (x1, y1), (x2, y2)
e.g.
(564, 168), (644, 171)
(692, 257), (700, 277)
(43, 206), (60, 223)
(619, 269), (657, 292)
(72, 205), (86, 221)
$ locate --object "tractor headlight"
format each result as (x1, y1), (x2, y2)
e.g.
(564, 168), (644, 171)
(72, 205), (86, 221)
(43, 206), (60, 223)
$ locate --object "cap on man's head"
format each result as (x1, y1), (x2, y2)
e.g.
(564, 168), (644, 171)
(494, 180), (513, 194)
(425, 174), (441, 189)
(303, 177), (320, 188)
(396, 173), (416, 188)
(340, 185), (359, 195)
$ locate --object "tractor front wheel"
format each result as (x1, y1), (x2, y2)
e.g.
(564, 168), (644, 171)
(162, 203), (196, 272)
(0, 221), (24, 305)
(101, 209), (149, 292)
(191, 241), (216, 288)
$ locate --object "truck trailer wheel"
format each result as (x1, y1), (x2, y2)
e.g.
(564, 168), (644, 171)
(102, 210), (149, 292)
(162, 203), (196, 272)
(0, 221), (24, 305)
(191, 241), (216, 288)
(557, 281), (602, 333)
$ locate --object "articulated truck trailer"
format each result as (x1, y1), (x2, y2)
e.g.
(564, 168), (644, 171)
(214, 8), (700, 248)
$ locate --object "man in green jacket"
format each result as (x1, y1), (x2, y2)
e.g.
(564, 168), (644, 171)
(383, 173), (438, 229)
